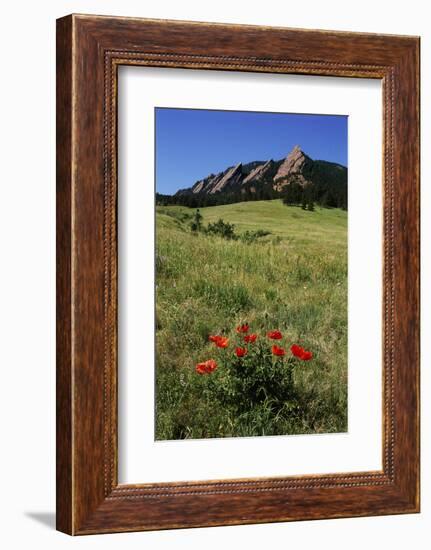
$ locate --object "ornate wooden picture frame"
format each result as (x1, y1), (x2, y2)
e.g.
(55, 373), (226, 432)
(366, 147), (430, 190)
(56, 14), (420, 535)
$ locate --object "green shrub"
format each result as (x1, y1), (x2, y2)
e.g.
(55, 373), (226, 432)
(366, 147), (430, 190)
(241, 229), (271, 243)
(206, 218), (237, 239)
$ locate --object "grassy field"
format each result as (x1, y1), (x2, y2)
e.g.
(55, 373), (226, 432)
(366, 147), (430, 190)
(155, 199), (347, 440)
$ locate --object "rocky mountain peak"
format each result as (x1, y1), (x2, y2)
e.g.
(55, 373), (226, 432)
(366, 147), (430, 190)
(243, 159), (274, 184)
(274, 146), (308, 182)
(209, 163), (243, 194)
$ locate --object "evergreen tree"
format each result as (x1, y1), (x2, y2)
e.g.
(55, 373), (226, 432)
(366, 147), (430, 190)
(190, 208), (203, 232)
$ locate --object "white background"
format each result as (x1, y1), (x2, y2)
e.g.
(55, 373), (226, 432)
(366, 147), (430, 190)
(0, 0), (428, 548)
(118, 67), (382, 483)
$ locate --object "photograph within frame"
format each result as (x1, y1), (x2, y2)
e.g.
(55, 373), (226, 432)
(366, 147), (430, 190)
(154, 107), (348, 441)
(118, 66), (383, 483)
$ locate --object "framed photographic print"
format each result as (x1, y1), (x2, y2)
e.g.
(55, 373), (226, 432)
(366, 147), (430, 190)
(56, 14), (420, 535)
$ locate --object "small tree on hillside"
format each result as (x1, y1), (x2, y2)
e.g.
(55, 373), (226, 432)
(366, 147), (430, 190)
(190, 208), (203, 232)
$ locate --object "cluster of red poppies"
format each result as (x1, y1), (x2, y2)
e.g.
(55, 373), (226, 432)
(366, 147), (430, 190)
(195, 359), (217, 375)
(290, 344), (313, 361)
(195, 324), (313, 374)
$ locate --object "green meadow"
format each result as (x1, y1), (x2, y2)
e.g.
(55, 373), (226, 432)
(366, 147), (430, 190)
(155, 199), (347, 440)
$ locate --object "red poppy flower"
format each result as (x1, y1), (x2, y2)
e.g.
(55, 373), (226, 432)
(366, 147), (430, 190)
(244, 333), (257, 343)
(235, 346), (247, 357)
(290, 344), (304, 358)
(204, 359), (217, 372)
(196, 359), (217, 374)
(290, 344), (313, 361)
(272, 345), (285, 356)
(236, 324), (249, 333)
(209, 335), (221, 343)
(196, 362), (207, 374)
(267, 330), (282, 340)
(215, 336), (229, 348)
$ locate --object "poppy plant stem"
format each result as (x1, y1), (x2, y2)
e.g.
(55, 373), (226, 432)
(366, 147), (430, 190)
(286, 359), (294, 387)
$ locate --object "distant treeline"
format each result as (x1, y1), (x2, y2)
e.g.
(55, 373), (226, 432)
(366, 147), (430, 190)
(157, 176), (347, 211)
(281, 179), (347, 211)
(156, 182), (279, 209)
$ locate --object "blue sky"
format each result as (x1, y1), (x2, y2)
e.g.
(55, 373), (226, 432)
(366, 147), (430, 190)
(155, 108), (347, 195)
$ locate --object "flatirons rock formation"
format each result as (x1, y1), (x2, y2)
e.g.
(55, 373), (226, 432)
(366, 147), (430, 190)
(210, 163), (243, 194)
(275, 146), (307, 179)
(189, 163), (243, 195)
(175, 146), (346, 198)
(243, 159), (274, 184)
(272, 146), (313, 191)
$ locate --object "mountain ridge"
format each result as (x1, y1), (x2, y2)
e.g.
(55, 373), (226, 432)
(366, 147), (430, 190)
(175, 145), (346, 197)
(158, 146), (347, 209)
